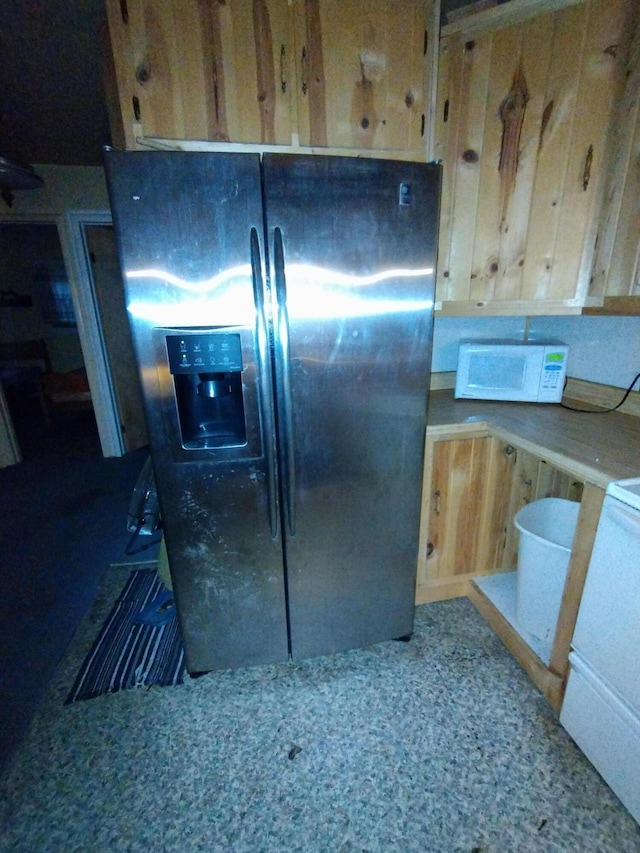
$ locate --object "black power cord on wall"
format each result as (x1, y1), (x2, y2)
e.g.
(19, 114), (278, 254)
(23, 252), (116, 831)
(560, 371), (640, 414)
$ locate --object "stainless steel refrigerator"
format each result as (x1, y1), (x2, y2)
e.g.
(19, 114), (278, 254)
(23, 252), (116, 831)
(104, 151), (440, 674)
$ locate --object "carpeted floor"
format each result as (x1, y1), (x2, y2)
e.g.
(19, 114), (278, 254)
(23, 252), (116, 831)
(0, 404), (158, 775)
(1, 565), (639, 853)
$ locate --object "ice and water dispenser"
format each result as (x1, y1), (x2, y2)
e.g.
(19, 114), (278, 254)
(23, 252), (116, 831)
(165, 331), (247, 450)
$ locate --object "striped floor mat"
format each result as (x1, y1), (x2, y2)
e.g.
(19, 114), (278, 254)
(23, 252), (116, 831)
(66, 568), (185, 703)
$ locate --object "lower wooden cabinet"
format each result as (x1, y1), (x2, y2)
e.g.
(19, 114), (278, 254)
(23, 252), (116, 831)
(416, 433), (585, 605)
(415, 422), (607, 712)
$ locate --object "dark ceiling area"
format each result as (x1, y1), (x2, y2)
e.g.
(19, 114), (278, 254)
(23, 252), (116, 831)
(0, 0), (113, 168)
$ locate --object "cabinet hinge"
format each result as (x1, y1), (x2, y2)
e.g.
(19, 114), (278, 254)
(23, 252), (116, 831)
(301, 47), (308, 96)
(280, 44), (287, 94)
(583, 144), (593, 191)
(132, 96), (141, 122)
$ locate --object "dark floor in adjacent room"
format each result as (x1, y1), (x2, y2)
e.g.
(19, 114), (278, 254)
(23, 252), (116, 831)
(0, 398), (157, 776)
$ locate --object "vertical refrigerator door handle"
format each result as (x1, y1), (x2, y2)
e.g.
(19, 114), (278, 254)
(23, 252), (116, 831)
(273, 226), (296, 536)
(250, 227), (279, 539)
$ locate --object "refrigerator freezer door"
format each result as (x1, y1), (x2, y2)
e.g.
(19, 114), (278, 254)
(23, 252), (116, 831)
(263, 154), (440, 659)
(104, 151), (288, 673)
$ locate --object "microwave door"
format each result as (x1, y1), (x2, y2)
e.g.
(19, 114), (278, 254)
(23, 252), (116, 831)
(455, 347), (544, 402)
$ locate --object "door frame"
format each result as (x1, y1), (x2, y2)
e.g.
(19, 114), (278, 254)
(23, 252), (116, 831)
(0, 209), (124, 457)
(61, 210), (124, 456)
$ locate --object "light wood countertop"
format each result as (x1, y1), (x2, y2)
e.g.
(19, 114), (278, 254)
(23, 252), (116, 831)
(426, 390), (640, 490)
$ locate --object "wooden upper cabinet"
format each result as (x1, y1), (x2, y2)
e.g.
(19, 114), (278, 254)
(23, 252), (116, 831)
(434, 0), (637, 315)
(105, 0), (436, 158)
(105, 0), (295, 147)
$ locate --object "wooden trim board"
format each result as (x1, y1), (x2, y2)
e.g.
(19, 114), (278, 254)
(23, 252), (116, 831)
(583, 296), (640, 316)
(135, 135), (429, 162)
(548, 483), (605, 676)
(442, 0), (586, 37)
(468, 579), (565, 712)
(416, 573), (476, 604)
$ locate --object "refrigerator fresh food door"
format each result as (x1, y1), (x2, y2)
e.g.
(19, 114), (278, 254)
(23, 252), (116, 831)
(263, 154), (440, 659)
(104, 151), (288, 673)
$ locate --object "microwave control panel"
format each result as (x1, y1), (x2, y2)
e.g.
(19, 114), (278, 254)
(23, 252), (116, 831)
(538, 347), (568, 401)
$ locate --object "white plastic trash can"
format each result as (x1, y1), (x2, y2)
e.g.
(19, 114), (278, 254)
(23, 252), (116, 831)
(514, 497), (580, 643)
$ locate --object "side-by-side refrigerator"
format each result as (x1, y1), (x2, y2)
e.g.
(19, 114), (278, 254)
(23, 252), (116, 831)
(104, 151), (440, 674)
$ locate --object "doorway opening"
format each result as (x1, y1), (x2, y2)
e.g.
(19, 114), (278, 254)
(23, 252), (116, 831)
(0, 222), (99, 459)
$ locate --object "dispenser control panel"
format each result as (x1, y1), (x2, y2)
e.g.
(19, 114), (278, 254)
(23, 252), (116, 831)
(166, 333), (243, 374)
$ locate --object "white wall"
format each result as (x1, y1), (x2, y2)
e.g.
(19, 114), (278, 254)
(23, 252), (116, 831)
(433, 315), (640, 390)
(0, 165), (109, 219)
(528, 316), (640, 388)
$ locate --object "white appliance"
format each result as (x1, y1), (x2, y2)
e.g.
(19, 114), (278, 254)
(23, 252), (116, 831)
(455, 340), (569, 403)
(560, 477), (640, 824)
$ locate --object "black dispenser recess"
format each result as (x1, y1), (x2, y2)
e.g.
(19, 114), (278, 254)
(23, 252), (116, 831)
(166, 332), (247, 449)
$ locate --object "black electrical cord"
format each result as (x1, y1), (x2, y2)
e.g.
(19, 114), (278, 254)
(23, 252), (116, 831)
(560, 371), (640, 414)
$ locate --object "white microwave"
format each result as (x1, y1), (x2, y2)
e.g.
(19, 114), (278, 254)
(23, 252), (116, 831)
(454, 340), (569, 403)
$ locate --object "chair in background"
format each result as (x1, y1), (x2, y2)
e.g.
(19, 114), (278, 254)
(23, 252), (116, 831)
(0, 338), (92, 427)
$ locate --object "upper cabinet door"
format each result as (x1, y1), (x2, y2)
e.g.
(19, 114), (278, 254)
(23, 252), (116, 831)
(106, 0), (295, 147)
(208, 0), (296, 144)
(588, 11), (640, 315)
(292, 0), (434, 153)
(434, 0), (637, 315)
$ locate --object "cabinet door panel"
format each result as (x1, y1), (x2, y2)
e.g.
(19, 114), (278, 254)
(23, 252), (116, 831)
(106, 0), (294, 146)
(427, 437), (488, 580)
(294, 0), (433, 152)
(435, 0), (633, 313)
(544, 0), (631, 303)
(589, 6), (640, 307)
(475, 438), (515, 573)
(519, 4), (584, 302)
(118, 0), (191, 141)
(214, 0), (294, 144)
(417, 435), (513, 601)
